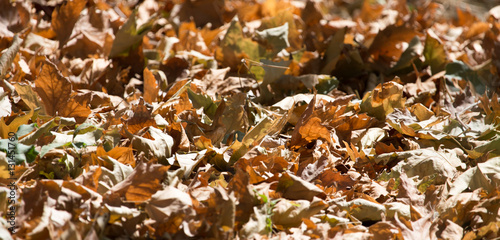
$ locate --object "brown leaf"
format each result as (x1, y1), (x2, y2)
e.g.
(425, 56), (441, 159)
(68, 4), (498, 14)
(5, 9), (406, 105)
(60, 95), (91, 123)
(290, 94), (316, 147)
(368, 25), (420, 69)
(368, 221), (402, 239)
(104, 162), (169, 202)
(227, 169), (257, 229)
(277, 172), (324, 201)
(298, 117), (334, 144)
(394, 213), (435, 240)
(51, 0), (88, 47)
(360, 81), (406, 120)
(13, 82), (43, 111)
(35, 60), (72, 116)
(96, 146), (135, 167)
(145, 185), (197, 237)
(123, 98), (156, 135)
(0, 1), (30, 37)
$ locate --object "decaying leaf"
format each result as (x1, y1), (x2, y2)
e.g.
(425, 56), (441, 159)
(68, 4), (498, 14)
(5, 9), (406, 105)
(361, 81), (405, 120)
(51, 0), (88, 47)
(2, 0), (500, 239)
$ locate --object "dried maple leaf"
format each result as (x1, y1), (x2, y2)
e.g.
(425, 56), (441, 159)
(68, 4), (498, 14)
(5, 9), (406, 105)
(51, 0), (88, 47)
(35, 60), (72, 116)
(104, 162), (169, 203)
(123, 98), (156, 135)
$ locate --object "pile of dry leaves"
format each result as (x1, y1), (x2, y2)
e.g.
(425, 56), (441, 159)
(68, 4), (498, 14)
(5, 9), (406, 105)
(1, 0), (500, 239)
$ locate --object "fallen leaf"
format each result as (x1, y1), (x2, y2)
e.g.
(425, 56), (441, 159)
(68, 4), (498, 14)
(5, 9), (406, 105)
(105, 162), (169, 202)
(360, 81), (405, 120)
(423, 29), (447, 75)
(143, 68), (158, 103)
(272, 197), (327, 228)
(277, 172), (323, 201)
(51, 0), (88, 47)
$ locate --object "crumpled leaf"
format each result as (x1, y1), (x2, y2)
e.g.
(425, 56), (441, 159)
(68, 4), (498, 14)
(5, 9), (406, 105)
(0, 108), (33, 139)
(333, 197), (386, 221)
(360, 81), (406, 120)
(255, 22), (290, 56)
(271, 197), (327, 228)
(448, 156), (500, 196)
(445, 60), (486, 95)
(277, 172), (323, 201)
(374, 148), (463, 184)
(104, 162), (169, 202)
(0, 34), (22, 79)
(394, 213), (437, 240)
(96, 156), (134, 194)
(145, 185), (194, 220)
(109, 10), (156, 58)
(51, 0), (87, 47)
(215, 16), (261, 71)
(239, 206), (269, 239)
(187, 88), (218, 119)
(131, 126), (174, 162)
(145, 185), (197, 237)
(13, 82), (42, 111)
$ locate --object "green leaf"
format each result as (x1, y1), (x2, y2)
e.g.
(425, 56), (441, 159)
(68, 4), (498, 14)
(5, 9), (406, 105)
(315, 75), (339, 94)
(0, 140), (38, 164)
(217, 16), (262, 69)
(39, 170), (55, 179)
(73, 122), (101, 138)
(445, 61), (486, 95)
(39, 142), (69, 158)
(392, 36), (423, 73)
(187, 88), (219, 119)
(109, 11), (157, 58)
(321, 28), (345, 74)
(423, 29), (447, 75)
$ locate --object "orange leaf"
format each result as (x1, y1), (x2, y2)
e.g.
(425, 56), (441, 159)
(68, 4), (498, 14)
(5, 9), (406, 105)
(51, 0), (88, 47)
(143, 68), (158, 104)
(123, 98), (156, 135)
(105, 162), (169, 202)
(34, 60), (72, 116)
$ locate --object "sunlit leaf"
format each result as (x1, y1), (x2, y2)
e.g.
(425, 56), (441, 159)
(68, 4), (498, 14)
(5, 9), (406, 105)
(0, 34), (22, 78)
(51, 0), (87, 47)
(360, 81), (405, 120)
(423, 29), (447, 75)
(109, 10), (156, 58)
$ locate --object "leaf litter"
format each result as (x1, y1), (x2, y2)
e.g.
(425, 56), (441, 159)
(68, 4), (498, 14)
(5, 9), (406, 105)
(1, 0), (500, 239)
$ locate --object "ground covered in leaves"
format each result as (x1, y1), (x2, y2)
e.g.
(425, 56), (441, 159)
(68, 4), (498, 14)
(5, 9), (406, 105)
(2, 0), (500, 239)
